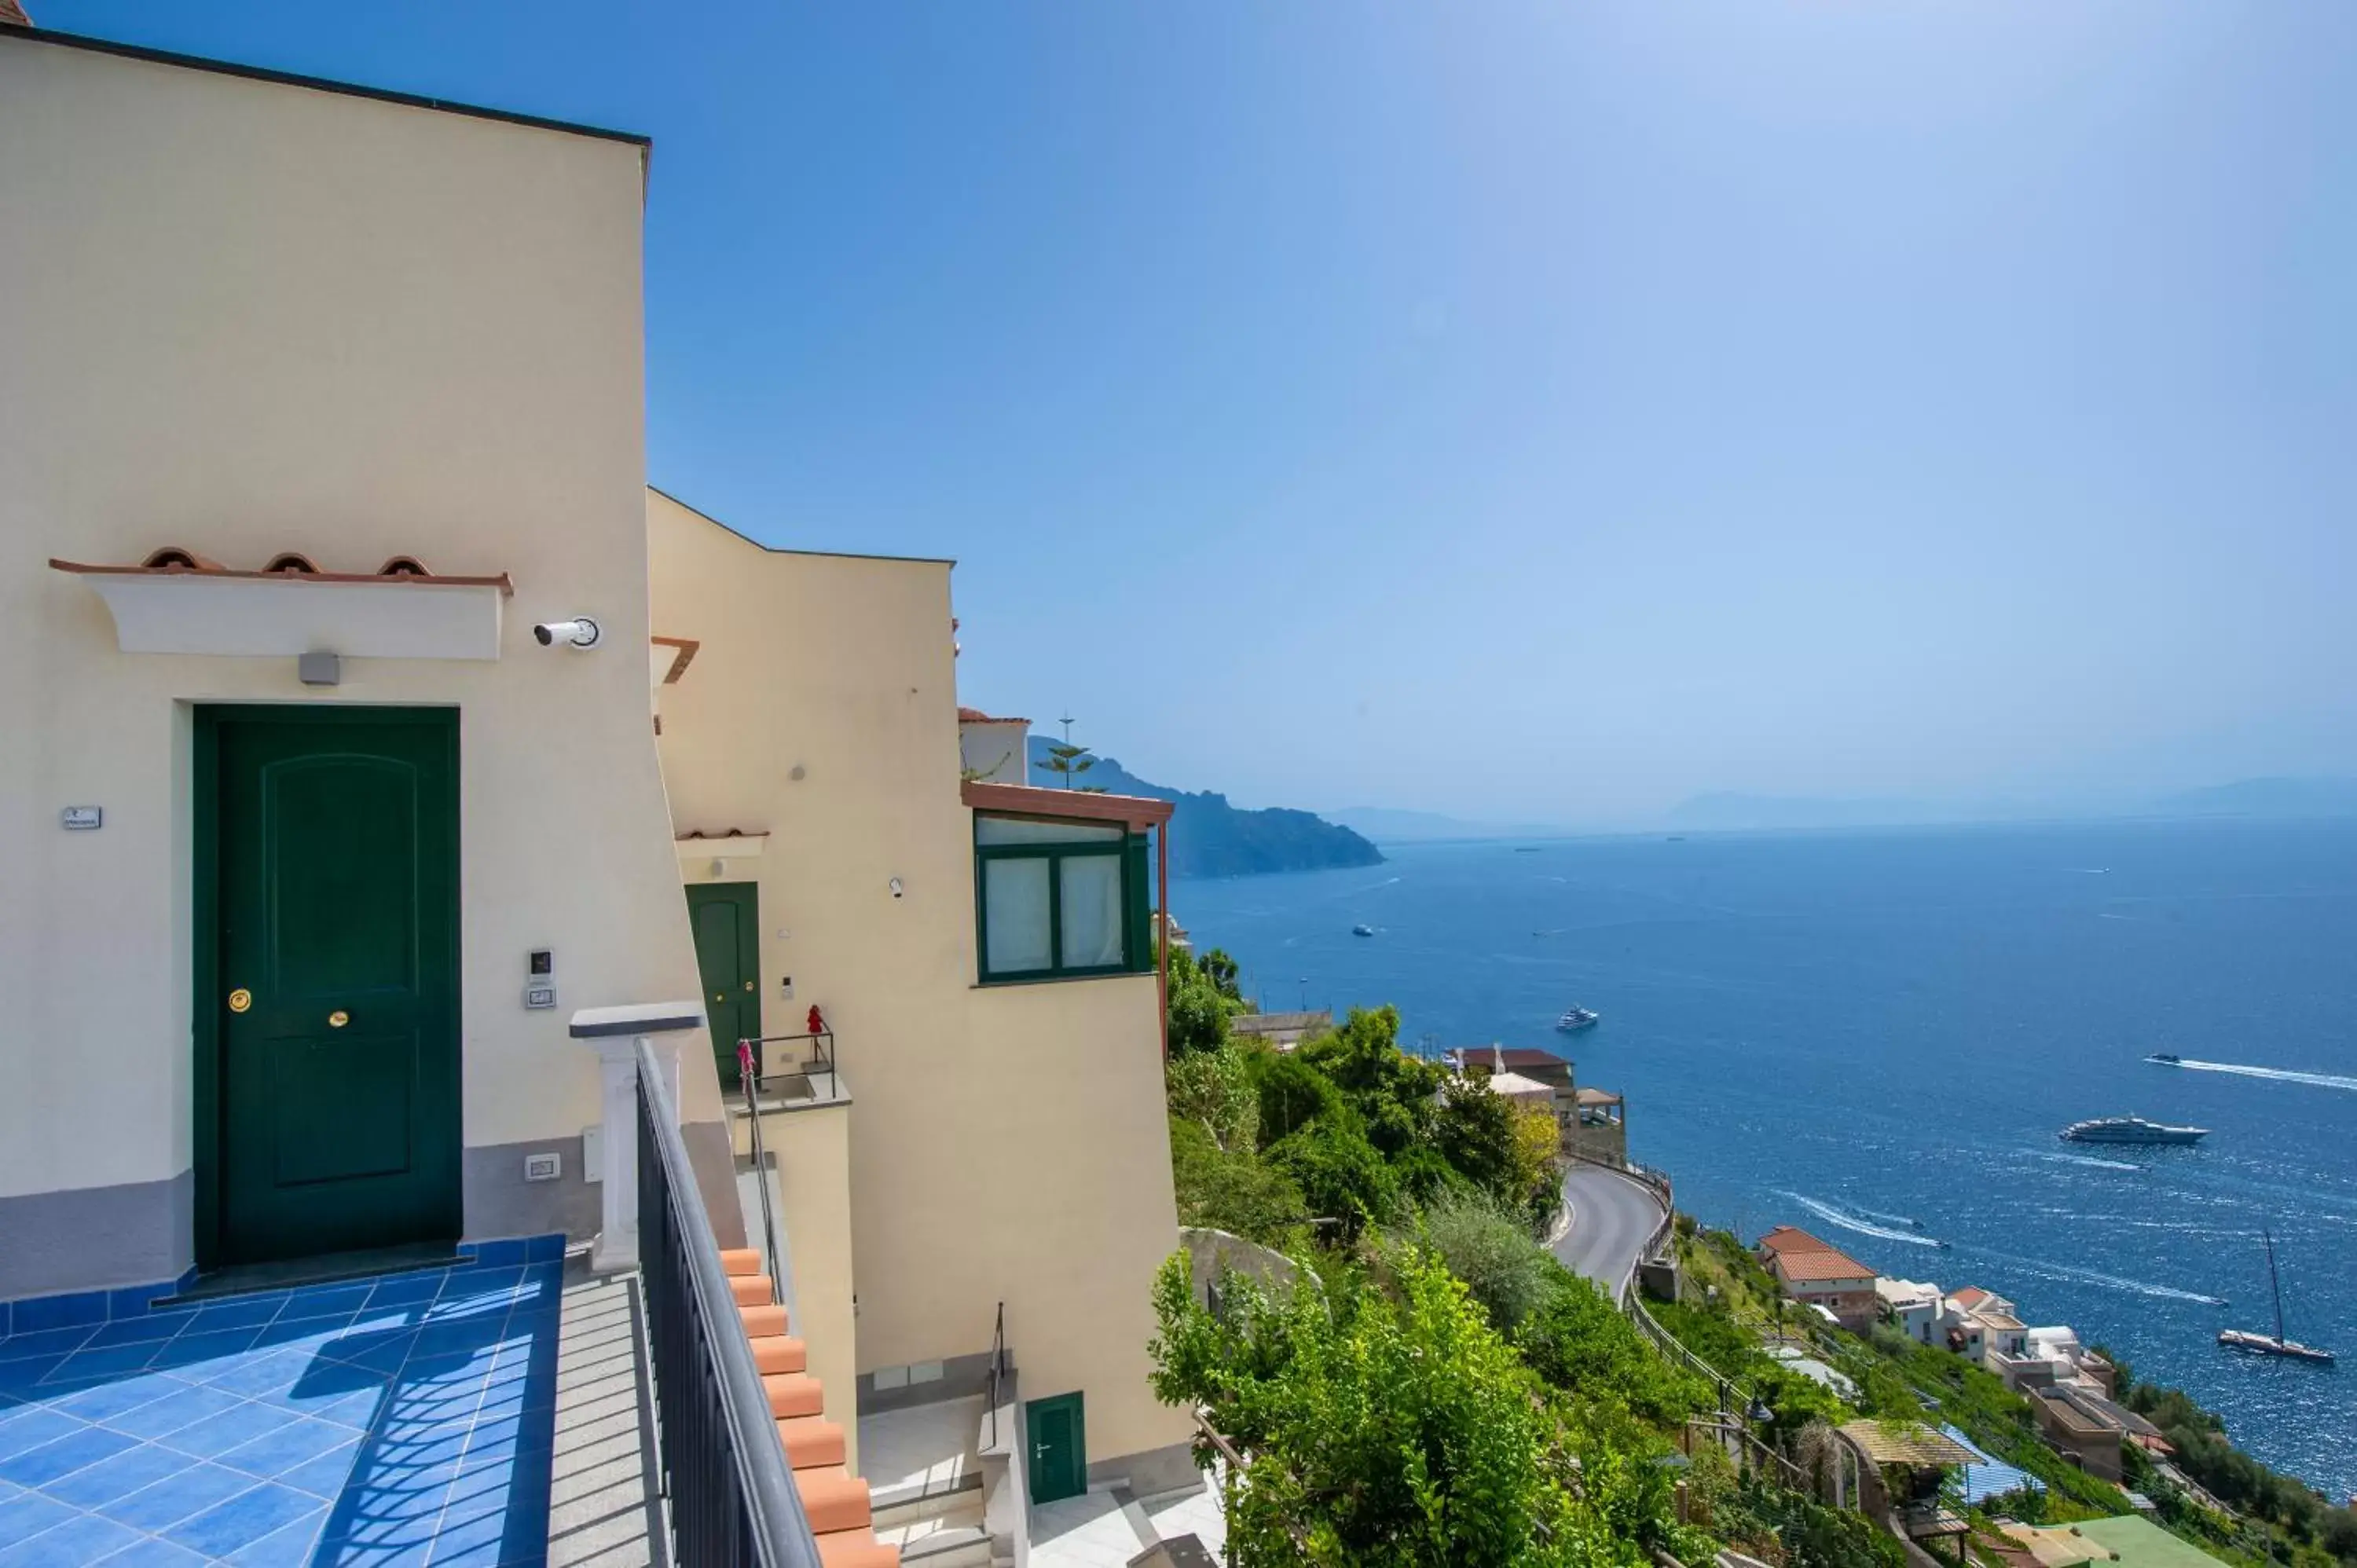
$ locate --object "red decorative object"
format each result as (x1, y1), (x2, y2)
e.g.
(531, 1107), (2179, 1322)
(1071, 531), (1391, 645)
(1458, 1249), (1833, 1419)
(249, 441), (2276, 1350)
(735, 1040), (756, 1082)
(807, 1004), (826, 1037)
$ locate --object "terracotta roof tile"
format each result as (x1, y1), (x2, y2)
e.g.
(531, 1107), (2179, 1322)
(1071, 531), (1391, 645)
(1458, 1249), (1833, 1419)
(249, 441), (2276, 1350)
(958, 707), (1029, 724)
(0, 2), (31, 26)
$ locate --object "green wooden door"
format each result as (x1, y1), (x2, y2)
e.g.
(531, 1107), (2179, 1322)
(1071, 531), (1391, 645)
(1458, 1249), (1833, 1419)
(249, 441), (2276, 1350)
(687, 883), (761, 1088)
(1026, 1391), (1087, 1504)
(201, 707), (461, 1267)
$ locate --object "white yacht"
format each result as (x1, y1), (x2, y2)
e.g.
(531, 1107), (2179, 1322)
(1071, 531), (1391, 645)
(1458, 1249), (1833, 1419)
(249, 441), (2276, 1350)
(2059, 1115), (2208, 1145)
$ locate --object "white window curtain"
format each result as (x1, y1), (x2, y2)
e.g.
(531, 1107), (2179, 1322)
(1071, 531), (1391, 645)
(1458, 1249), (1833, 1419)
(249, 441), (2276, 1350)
(1059, 854), (1124, 969)
(984, 857), (1053, 974)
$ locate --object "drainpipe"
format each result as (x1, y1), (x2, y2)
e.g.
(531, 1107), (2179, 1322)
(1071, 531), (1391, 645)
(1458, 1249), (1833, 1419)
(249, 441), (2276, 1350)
(1157, 819), (1171, 1061)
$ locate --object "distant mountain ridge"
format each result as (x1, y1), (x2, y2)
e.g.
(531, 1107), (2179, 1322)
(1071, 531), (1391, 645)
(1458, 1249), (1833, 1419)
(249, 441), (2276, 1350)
(1026, 738), (1384, 878)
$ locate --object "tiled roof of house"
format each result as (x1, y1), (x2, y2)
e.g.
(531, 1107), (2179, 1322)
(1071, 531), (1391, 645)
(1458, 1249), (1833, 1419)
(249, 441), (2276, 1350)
(1758, 1225), (1831, 1256)
(1776, 1247), (1875, 1283)
(957, 707), (1029, 724)
(1948, 1285), (1992, 1310)
(1, 2), (33, 28)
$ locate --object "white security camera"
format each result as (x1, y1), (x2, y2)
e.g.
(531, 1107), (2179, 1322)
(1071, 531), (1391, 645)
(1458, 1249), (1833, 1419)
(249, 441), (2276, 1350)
(533, 617), (600, 649)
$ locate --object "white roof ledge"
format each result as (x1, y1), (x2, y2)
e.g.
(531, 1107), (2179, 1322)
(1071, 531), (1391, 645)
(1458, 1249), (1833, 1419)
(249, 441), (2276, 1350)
(52, 559), (511, 661)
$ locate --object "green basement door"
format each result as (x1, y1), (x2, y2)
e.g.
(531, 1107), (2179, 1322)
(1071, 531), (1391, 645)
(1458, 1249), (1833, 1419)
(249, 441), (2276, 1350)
(687, 882), (761, 1088)
(1027, 1391), (1087, 1504)
(199, 706), (462, 1268)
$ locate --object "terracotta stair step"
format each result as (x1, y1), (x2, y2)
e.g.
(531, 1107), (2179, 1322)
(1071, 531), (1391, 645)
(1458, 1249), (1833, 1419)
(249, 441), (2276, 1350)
(720, 1247), (765, 1277)
(776, 1415), (845, 1469)
(730, 1273), (775, 1307)
(815, 1530), (900, 1568)
(746, 1335), (808, 1376)
(738, 1302), (790, 1339)
(794, 1465), (872, 1535)
(763, 1371), (826, 1420)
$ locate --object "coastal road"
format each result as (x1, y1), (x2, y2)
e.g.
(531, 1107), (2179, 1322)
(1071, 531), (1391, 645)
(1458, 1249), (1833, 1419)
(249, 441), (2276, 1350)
(1552, 1163), (1668, 1299)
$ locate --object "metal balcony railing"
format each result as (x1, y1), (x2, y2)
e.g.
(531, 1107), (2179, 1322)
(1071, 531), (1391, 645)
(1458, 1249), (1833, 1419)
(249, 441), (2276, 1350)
(636, 1039), (824, 1567)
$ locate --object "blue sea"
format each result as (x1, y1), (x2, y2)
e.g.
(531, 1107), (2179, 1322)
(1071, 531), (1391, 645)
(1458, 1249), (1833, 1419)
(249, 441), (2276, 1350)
(1173, 820), (2357, 1501)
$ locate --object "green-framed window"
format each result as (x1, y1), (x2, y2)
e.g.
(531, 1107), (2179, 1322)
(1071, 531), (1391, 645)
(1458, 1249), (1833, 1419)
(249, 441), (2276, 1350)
(974, 814), (1153, 983)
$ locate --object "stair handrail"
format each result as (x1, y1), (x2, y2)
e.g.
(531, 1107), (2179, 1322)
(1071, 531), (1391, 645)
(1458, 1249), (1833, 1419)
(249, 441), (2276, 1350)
(736, 1041), (786, 1307)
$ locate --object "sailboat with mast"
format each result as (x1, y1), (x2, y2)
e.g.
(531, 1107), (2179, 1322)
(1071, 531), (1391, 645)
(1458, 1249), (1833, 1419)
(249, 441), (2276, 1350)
(2217, 1228), (2334, 1365)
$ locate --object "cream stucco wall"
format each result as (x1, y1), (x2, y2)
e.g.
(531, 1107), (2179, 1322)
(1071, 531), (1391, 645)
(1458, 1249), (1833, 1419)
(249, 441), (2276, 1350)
(0, 35), (716, 1279)
(648, 490), (1190, 1470)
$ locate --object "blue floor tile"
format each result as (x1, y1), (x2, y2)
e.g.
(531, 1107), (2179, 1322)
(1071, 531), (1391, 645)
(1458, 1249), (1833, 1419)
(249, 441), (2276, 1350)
(272, 1439), (361, 1500)
(361, 1276), (444, 1310)
(156, 1399), (299, 1462)
(163, 1480), (322, 1558)
(98, 1460), (260, 1533)
(2, 1254), (563, 1566)
(146, 1329), (266, 1372)
(40, 1343), (163, 1384)
(93, 1536), (214, 1566)
(0, 1332), (91, 1366)
(192, 1348), (310, 1398)
(215, 1416), (357, 1483)
(102, 1383), (246, 1443)
(0, 1493), (75, 1552)
(0, 1508), (142, 1566)
(40, 1442), (200, 1511)
(8, 1296), (106, 1337)
(50, 1374), (183, 1428)
(279, 1286), (372, 1323)
(80, 1314), (199, 1350)
(0, 1424), (137, 1488)
(185, 1300), (284, 1338)
(218, 1503), (328, 1566)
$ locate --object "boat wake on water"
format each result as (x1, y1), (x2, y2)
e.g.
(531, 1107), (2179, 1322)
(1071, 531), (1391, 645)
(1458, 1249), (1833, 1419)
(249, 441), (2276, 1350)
(1965, 1248), (2228, 1306)
(2161, 1057), (2357, 1094)
(2032, 1151), (2142, 1172)
(1776, 1191), (1943, 1248)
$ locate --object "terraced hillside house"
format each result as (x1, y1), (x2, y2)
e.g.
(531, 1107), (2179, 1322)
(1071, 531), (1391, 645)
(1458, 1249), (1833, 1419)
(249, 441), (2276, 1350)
(1755, 1227), (1879, 1332)
(2, 15), (1191, 1564)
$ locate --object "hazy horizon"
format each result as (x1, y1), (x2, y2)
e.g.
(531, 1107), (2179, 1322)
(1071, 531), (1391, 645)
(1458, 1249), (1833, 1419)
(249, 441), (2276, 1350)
(50, 0), (2357, 821)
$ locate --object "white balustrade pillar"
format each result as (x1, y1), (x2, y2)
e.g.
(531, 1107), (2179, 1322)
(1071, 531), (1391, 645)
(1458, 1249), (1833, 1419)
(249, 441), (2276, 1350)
(570, 1002), (706, 1274)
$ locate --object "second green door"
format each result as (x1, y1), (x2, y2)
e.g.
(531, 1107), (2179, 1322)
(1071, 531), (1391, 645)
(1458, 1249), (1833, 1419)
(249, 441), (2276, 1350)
(687, 882), (761, 1088)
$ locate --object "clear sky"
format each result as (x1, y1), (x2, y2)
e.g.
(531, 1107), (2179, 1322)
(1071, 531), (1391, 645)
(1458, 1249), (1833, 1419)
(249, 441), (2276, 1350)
(38, 1), (2357, 823)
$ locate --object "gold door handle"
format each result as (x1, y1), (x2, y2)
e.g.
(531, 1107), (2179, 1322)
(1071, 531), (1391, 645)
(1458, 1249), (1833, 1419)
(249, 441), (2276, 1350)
(228, 987), (252, 1013)
(328, 1010), (350, 1028)
(743, 980), (755, 992)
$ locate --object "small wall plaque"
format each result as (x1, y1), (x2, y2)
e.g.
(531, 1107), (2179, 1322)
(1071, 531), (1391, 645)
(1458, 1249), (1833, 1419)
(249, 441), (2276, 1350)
(61, 807), (102, 830)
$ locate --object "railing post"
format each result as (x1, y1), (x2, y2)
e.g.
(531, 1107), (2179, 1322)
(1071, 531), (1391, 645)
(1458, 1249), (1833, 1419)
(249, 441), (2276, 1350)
(570, 1002), (706, 1273)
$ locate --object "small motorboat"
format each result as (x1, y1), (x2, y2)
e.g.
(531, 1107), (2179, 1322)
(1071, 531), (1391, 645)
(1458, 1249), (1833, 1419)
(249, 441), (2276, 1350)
(1351, 923), (1376, 937)
(1555, 1006), (1599, 1033)
(2146, 1053), (2183, 1066)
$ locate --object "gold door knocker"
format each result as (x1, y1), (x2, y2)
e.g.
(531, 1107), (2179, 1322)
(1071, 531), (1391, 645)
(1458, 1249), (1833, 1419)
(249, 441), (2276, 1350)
(328, 1010), (350, 1028)
(227, 988), (252, 1013)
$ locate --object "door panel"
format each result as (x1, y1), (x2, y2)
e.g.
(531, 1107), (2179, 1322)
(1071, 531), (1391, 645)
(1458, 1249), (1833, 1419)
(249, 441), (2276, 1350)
(687, 883), (761, 1088)
(205, 708), (460, 1266)
(1026, 1391), (1087, 1505)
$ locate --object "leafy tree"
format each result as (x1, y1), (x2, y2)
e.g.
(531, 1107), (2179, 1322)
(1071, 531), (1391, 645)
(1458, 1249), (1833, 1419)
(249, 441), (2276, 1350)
(1148, 1247), (1645, 1568)
(1300, 1006), (1444, 1160)
(1250, 1053), (1347, 1147)
(1166, 1044), (1256, 1151)
(1198, 947), (1244, 1002)
(1169, 1117), (1309, 1244)
(1265, 1118), (1398, 1240)
(1432, 1076), (1556, 1221)
(1039, 740), (1102, 790)
(1516, 1267), (1708, 1427)
(1167, 947), (1248, 1057)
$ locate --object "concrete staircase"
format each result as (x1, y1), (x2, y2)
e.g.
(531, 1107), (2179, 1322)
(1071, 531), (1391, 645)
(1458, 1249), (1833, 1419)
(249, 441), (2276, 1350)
(721, 1247), (900, 1567)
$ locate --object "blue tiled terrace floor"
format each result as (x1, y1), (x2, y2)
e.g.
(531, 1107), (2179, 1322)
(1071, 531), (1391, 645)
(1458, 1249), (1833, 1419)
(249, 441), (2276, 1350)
(0, 1255), (563, 1566)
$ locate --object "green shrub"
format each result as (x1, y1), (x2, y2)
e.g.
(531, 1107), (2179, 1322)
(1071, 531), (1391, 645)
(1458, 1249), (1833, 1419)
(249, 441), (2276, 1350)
(1264, 1117), (1398, 1240)
(1413, 1192), (1557, 1333)
(1168, 1116), (1307, 1244)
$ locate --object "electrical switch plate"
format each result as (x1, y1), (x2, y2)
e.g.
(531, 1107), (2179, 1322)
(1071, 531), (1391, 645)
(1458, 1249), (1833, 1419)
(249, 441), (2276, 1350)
(523, 1152), (563, 1182)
